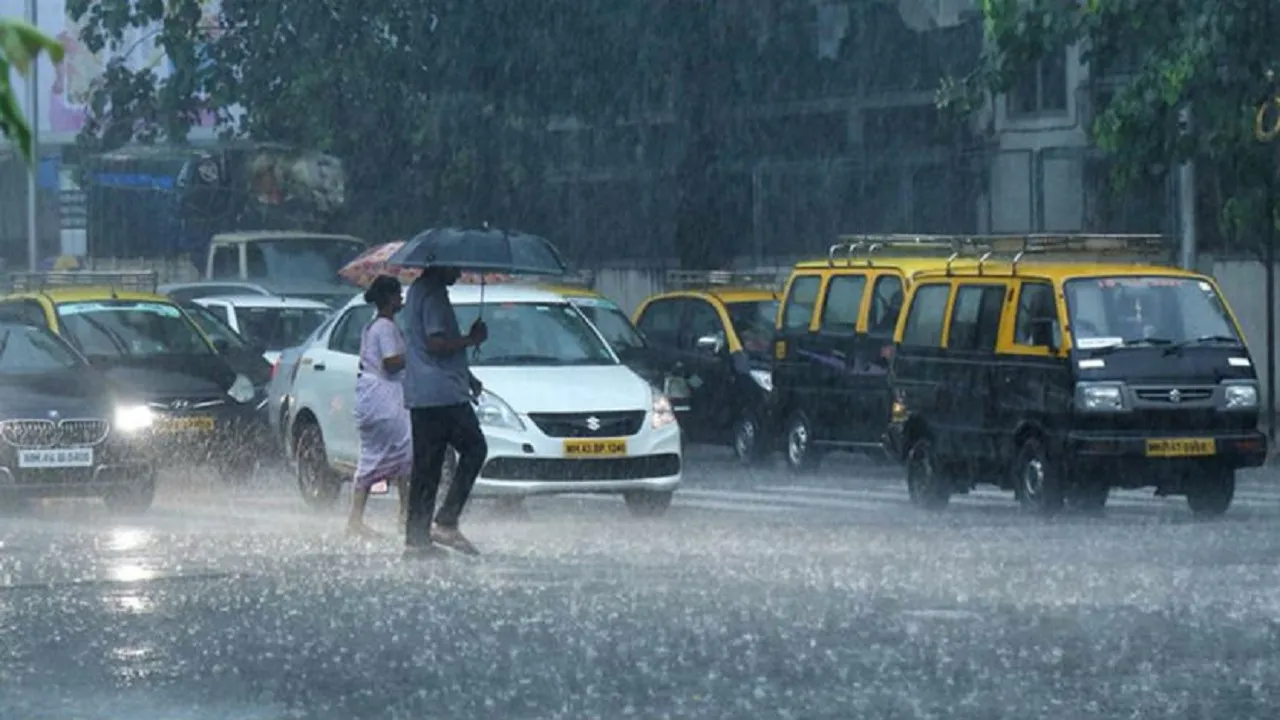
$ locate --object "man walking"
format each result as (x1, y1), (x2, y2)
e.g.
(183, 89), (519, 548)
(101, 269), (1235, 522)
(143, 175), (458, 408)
(402, 265), (488, 558)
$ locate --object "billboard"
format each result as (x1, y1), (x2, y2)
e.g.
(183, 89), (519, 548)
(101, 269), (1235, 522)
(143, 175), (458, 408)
(1, 0), (225, 144)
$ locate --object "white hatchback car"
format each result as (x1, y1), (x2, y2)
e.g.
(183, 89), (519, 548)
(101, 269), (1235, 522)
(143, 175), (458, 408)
(284, 284), (683, 516)
(193, 295), (333, 365)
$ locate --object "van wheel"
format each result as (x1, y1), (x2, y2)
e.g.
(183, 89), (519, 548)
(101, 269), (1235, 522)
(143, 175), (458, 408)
(296, 423), (342, 510)
(905, 437), (950, 510)
(1186, 469), (1235, 518)
(732, 412), (768, 466)
(1014, 437), (1064, 515)
(784, 412), (821, 473)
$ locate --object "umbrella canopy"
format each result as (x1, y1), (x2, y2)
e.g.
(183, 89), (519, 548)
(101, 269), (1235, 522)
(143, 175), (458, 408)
(386, 227), (568, 276)
(338, 240), (513, 288)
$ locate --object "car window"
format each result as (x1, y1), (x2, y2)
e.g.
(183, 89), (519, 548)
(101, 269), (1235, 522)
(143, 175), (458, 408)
(329, 306), (374, 355)
(57, 301), (214, 358)
(0, 300), (48, 328)
(211, 246), (238, 278)
(684, 300), (723, 347)
(181, 303), (249, 350)
(781, 275), (821, 331)
(574, 303), (646, 352)
(868, 275), (905, 337)
(1014, 282), (1060, 348)
(947, 285), (1005, 352)
(0, 323), (82, 373)
(901, 283), (951, 347)
(725, 300), (778, 359)
(236, 306), (332, 351)
(819, 274), (866, 333)
(636, 299), (681, 346)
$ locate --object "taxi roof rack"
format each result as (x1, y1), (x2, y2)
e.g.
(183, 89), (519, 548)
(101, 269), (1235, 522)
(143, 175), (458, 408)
(830, 233), (1169, 275)
(6, 270), (160, 295)
(664, 269), (784, 291)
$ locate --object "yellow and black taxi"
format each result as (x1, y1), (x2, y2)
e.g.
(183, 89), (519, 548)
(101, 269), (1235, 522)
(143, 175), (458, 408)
(885, 235), (1267, 517)
(770, 237), (975, 472)
(0, 271), (274, 482)
(632, 270), (781, 464)
(0, 320), (156, 513)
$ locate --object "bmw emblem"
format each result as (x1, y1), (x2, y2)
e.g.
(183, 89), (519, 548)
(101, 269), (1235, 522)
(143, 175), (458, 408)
(47, 410), (59, 419)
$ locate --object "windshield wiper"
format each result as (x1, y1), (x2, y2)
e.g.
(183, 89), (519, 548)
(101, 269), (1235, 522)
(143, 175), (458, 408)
(1164, 335), (1241, 354)
(1089, 337), (1174, 355)
(479, 353), (565, 365)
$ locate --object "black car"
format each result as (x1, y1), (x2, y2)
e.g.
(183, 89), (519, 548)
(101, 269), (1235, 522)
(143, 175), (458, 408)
(0, 322), (155, 512)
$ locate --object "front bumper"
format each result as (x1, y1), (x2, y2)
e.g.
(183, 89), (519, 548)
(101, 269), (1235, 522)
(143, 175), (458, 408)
(473, 416), (683, 497)
(1064, 429), (1268, 470)
(0, 441), (153, 497)
(137, 401), (275, 465)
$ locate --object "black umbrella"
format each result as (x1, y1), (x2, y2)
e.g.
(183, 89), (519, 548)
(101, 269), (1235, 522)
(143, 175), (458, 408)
(386, 226), (568, 276)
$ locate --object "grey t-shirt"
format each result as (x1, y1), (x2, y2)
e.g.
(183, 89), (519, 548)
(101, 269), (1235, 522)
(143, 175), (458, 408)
(403, 275), (473, 408)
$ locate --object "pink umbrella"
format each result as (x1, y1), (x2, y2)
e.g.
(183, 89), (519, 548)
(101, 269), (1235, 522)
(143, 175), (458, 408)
(338, 240), (514, 288)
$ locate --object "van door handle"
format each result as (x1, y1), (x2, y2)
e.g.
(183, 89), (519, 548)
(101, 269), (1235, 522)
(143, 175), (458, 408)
(312, 362), (326, 372)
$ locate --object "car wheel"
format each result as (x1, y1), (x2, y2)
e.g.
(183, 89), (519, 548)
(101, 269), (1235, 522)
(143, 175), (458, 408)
(732, 412), (768, 466)
(624, 490), (673, 517)
(784, 412), (821, 474)
(905, 437), (950, 510)
(295, 423), (342, 510)
(1186, 468), (1235, 518)
(1014, 437), (1064, 516)
(103, 472), (157, 515)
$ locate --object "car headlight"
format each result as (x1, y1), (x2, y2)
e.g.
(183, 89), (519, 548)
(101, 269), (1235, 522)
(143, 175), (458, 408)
(651, 388), (677, 429)
(1075, 381), (1125, 412)
(749, 368), (773, 393)
(113, 404), (154, 433)
(228, 373), (255, 404)
(1223, 382), (1259, 410)
(475, 390), (524, 431)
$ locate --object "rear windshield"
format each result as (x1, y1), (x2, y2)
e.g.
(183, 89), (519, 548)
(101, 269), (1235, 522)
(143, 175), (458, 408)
(726, 300), (778, 358)
(236, 306), (333, 350)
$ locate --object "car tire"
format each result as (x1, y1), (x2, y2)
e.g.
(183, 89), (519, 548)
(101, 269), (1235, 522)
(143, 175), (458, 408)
(1186, 468), (1235, 518)
(732, 412), (769, 466)
(103, 472), (157, 515)
(905, 437), (950, 510)
(624, 490), (673, 517)
(783, 412), (821, 474)
(295, 423), (342, 510)
(1014, 437), (1064, 516)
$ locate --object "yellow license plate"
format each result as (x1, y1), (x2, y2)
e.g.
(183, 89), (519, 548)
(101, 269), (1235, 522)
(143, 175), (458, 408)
(1145, 437), (1216, 457)
(563, 438), (627, 457)
(158, 416), (216, 433)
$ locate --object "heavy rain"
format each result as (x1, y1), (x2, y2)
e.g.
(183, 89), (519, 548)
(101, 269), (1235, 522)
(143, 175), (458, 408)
(3, 1), (1280, 719)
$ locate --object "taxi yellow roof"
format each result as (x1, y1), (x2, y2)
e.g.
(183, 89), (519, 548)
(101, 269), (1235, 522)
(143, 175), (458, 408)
(910, 259), (1202, 282)
(6, 287), (175, 304)
(649, 287), (778, 304)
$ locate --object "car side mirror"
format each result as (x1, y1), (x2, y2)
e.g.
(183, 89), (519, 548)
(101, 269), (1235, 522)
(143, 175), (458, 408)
(695, 333), (725, 355)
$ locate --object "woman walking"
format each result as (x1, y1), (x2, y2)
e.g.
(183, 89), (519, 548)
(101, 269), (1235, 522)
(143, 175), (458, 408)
(349, 275), (412, 538)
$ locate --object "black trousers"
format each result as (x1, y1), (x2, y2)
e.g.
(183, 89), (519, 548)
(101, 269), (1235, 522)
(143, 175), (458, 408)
(405, 403), (488, 547)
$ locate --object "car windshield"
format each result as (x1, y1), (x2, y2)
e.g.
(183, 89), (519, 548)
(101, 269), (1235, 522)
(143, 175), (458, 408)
(570, 298), (646, 351)
(726, 300), (778, 357)
(0, 323), (82, 373)
(1063, 276), (1241, 348)
(182, 303), (250, 350)
(247, 236), (366, 285)
(57, 301), (214, 359)
(454, 302), (617, 366)
(237, 306), (332, 350)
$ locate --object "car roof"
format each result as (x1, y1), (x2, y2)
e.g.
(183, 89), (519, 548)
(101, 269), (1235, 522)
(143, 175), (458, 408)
(8, 288), (176, 304)
(792, 256), (976, 277)
(645, 288), (778, 305)
(538, 283), (602, 298)
(338, 283), (569, 312)
(160, 281), (273, 292)
(911, 261), (1204, 282)
(211, 230), (365, 244)
(194, 295), (332, 308)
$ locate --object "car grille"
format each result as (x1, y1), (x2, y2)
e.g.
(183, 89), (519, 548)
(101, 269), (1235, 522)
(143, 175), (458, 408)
(0, 419), (109, 448)
(1134, 386), (1215, 404)
(526, 411), (645, 438)
(481, 454), (681, 481)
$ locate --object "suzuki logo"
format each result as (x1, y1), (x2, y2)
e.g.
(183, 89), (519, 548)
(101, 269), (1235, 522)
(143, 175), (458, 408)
(585, 416), (601, 431)
(170, 399), (190, 411)
(1168, 389), (1182, 403)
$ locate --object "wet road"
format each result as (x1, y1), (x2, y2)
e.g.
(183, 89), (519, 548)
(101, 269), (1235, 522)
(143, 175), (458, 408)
(4, 452), (1280, 719)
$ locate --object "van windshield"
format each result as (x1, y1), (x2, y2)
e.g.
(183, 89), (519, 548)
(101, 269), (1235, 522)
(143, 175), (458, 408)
(245, 236), (366, 285)
(1063, 276), (1241, 349)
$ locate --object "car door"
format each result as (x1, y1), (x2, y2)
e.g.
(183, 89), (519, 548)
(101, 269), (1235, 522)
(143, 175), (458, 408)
(772, 273), (823, 427)
(678, 297), (737, 441)
(942, 282), (1008, 458)
(809, 271), (868, 443)
(895, 281), (953, 450)
(295, 304), (369, 468)
(994, 281), (1065, 457)
(854, 272), (907, 443)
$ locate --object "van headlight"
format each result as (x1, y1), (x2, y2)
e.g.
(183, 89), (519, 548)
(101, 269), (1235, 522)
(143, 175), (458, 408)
(227, 374), (255, 404)
(652, 389), (677, 429)
(1223, 382), (1259, 410)
(749, 369), (773, 393)
(114, 405), (154, 433)
(475, 390), (524, 431)
(1075, 381), (1125, 412)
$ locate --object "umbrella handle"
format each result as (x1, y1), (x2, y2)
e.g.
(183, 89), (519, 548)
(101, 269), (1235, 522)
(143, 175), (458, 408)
(472, 276), (486, 359)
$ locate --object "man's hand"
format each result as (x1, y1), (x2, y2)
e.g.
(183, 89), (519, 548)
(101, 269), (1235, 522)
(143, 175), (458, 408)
(468, 319), (488, 346)
(469, 373), (483, 399)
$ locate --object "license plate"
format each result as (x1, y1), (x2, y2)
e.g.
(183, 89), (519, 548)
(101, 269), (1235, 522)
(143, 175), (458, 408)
(158, 416), (215, 432)
(19, 447), (93, 468)
(1145, 437), (1216, 457)
(563, 438), (628, 457)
